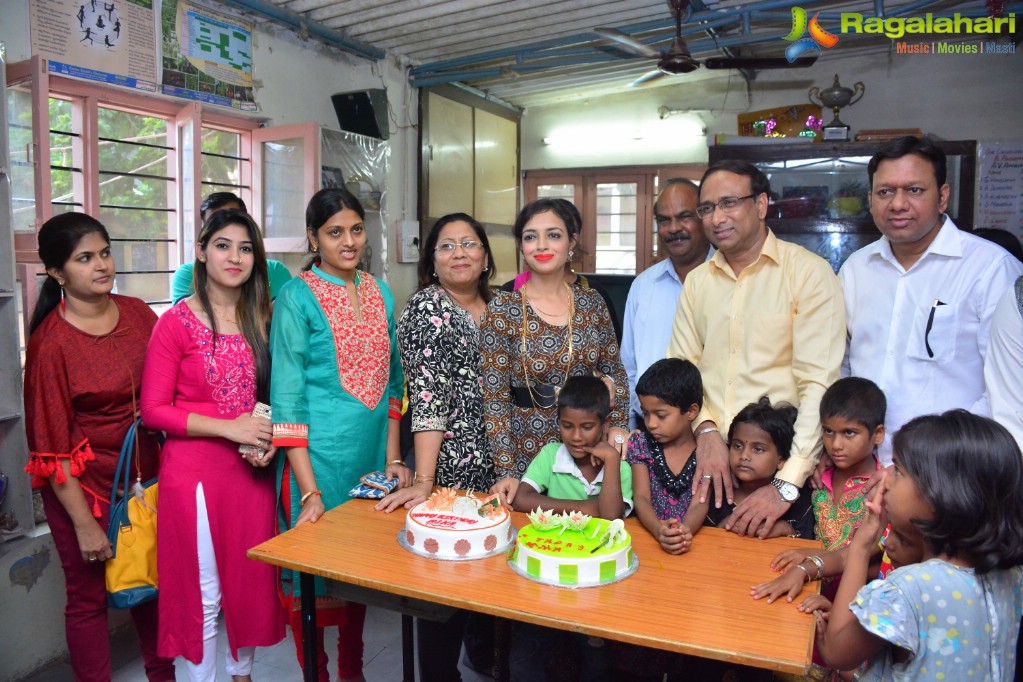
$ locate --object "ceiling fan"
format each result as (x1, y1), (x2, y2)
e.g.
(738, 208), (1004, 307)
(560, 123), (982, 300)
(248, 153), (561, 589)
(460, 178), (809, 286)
(596, 0), (817, 86)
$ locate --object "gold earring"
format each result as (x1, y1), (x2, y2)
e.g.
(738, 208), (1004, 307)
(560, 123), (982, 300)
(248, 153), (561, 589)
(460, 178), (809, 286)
(312, 244), (319, 253)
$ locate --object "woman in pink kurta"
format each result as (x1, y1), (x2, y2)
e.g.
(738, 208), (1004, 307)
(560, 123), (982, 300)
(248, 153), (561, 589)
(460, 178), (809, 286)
(141, 210), (284, 681)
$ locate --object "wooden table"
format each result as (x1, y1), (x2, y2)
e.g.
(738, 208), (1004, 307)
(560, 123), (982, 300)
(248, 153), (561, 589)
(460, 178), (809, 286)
(249, 499), (819, 681)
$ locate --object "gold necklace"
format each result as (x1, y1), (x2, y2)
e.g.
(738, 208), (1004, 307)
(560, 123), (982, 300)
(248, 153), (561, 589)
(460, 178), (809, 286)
(519, 284), (574, 409)
(212, 305), (237, 324)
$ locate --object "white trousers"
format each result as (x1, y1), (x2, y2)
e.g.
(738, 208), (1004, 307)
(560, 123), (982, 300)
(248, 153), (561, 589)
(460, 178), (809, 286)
(185, 483), (255, 682)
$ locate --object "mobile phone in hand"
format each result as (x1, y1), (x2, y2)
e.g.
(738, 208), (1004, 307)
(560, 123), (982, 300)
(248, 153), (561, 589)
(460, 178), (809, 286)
(239, 402), (272, 459)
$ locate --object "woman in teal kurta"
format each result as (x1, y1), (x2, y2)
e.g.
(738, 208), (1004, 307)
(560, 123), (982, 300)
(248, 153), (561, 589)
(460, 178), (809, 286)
(270, 188), (406, 682)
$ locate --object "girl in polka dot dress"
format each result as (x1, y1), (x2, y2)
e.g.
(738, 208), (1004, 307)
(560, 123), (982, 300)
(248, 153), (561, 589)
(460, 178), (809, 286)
(817, 410), (1023, 681)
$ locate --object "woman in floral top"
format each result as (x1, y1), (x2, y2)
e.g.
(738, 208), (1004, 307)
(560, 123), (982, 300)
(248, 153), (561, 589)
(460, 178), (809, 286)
(375, 213), (498, 682)
(378, 212), (498, 508)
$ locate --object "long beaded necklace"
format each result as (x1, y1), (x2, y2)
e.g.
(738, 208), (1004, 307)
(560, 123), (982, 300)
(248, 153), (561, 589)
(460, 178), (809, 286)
(519, 283), (574, 409)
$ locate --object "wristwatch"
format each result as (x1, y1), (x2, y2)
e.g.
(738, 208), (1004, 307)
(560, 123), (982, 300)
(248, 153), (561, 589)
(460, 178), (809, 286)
(771, 478), (800, 503)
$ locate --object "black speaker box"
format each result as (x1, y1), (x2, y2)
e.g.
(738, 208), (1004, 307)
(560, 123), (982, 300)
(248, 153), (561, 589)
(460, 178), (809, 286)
(330, 89), (388, 140)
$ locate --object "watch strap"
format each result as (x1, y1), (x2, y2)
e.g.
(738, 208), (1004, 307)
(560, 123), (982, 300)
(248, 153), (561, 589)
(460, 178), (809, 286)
(772, 478), (799, 502)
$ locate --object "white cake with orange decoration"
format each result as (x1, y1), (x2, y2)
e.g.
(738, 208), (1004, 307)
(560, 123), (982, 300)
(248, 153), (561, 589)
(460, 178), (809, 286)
(401, 488), (514, 560)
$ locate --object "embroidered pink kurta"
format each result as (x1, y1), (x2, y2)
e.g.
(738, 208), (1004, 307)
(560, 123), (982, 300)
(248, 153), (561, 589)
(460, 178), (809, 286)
(141, 303), (284, 663)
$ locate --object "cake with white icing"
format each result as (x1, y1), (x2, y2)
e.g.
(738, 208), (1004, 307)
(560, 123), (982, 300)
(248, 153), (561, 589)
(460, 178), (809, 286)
(403, 488), (513, 559)
(510, 509), (636, 587)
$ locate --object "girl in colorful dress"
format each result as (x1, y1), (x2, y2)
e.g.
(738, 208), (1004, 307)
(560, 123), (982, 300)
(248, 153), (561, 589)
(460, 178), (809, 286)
(24, 213), (175, 682)
(270, 188), (407, 682)
(482, 198), (628, 482)
(141, 209), (285, 681)
(628, 358), (702, 554)
(818, 410), (1023, 680)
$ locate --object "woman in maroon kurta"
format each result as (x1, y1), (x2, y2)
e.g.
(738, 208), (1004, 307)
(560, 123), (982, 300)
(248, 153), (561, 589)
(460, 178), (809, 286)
(23, 213), (175, 682)
(141, 210), (284, 681)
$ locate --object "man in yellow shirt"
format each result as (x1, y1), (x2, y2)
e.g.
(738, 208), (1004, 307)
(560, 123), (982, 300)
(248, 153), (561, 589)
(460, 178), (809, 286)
(667, 160), (845, 537)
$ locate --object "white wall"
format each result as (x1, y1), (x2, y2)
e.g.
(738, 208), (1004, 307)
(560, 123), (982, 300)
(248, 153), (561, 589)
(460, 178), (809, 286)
(522, 45), (1023, 170)
(248, 23), (420, 306)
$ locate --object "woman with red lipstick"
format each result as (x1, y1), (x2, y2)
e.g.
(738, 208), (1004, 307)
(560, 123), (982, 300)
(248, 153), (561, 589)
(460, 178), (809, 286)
(482, 198), (629, 481)
(141, 209), (284, 681)
(270, 188), (406, 682)
(24, 213), (175, 682)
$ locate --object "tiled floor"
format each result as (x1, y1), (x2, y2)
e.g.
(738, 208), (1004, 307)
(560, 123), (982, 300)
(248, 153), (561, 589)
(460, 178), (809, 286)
(22, 606), (490, 682)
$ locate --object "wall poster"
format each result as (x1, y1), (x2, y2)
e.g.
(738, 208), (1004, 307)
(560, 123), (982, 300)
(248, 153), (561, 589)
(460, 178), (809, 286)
(977, 142), (1023, 243)
(30, 0), (159, 92)
(160, 0), (258, 111)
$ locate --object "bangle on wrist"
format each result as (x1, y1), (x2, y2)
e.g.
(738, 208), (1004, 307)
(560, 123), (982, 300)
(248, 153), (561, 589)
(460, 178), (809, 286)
(793, 563), (811, 584)
(414, 474), (435, 485)
(300, 490), (322, 506)
(387, 459), (406, 467)
(807, 554), (825, 580)
(695, 425), (719, 439)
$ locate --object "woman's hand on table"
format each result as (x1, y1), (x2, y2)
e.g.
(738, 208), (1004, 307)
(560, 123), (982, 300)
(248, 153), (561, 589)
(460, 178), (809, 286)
(75, 517), (113, 563)
(770, 548), (811, 572)
(384, 462), (413, 488)
(223, 412), (273, 448)
(295, 495), (325, 526)
(490, 477), (520, 506)
(375, 481), (432, 513)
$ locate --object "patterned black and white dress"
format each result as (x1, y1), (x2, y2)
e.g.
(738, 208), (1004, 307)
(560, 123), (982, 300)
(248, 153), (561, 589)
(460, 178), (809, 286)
(481, 287), (628, 479)
(398, 284), (495, 492)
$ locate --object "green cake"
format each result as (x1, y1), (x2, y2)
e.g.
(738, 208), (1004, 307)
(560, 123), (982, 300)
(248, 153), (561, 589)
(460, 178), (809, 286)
(509, 511), (637, 587)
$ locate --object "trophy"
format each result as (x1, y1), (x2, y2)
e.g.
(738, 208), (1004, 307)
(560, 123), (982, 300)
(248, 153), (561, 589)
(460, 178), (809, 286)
(809, 75), (865, 141)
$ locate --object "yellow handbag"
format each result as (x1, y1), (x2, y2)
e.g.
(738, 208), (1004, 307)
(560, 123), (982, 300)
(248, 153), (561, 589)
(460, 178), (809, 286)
(105, 418), (159, 609)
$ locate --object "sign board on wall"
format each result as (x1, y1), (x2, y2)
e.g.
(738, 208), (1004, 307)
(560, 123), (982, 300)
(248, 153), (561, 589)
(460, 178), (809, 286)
(977, 142), (1023, 243)
(30, 0), (158, 91)
(160, 0), (258, 111)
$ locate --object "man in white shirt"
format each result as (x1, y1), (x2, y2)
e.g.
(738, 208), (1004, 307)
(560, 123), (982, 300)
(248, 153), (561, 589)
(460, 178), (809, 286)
(621, 178), (712, 428)
(984, 277), (1023, 450)
(841, 136), (1023, 462)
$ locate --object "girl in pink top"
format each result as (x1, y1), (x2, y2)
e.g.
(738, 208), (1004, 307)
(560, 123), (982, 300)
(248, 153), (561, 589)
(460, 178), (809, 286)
(141, 210), (284, 681)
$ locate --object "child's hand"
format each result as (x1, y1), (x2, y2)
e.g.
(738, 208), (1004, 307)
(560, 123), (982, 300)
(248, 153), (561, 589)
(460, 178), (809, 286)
(750, 566), (809, 603)
(797, 593), (833, 614)
(771, 549), (811, 572)
(584, 441), (621, 468)
(657, 519), (692, 554)
(490, 477), (520, 506)
(850, 476), (888, 555)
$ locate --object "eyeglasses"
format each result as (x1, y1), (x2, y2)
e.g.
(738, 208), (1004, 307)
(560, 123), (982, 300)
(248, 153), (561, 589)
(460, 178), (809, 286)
(695, 194), (757, 219)
(436, 240), (482, 255)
